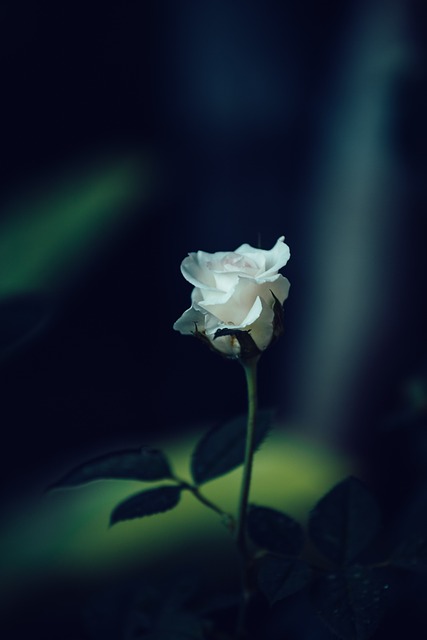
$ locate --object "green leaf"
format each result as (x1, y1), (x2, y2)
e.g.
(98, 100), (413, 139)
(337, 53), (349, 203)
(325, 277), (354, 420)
(247, 505), (304, 555)
(191, 409), (273, 485)
(258, 554), (311, 605)
(391, 533), (427, 572)
(50, 447), (173, 489)
(110, 485), (182, 526)
(311, 566), (391, 640)
(308, 477), (381, 566)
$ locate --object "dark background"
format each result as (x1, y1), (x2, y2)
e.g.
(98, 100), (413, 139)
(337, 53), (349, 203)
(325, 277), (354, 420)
(0, 1), (426, 638)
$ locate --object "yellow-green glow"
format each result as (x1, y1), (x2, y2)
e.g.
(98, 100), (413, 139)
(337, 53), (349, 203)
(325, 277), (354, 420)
(0, 155), (147, 296)
(0, 424), (351, 604)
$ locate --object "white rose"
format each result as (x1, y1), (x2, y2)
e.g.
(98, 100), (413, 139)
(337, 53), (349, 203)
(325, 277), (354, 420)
(173, 236), (290, 358)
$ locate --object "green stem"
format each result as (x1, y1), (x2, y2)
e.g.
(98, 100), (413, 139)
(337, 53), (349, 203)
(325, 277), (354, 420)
(234, 357), (259, 637)
(235, 358), (259, 553)
(173, 475), (235, 528)
(189, 485), (231, 519)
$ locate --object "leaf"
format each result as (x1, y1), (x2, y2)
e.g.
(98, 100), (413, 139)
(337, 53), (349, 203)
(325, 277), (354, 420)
(258, 554), (311, 605)
(110, 486), (182, 526)
(50, 447), (173, 489)
(191, 409), (273, 485)
(311, 566), (391, 640)
(391, 532), (427, 572)
(247, 505), (304, 555)
(308, 477), (381, 566)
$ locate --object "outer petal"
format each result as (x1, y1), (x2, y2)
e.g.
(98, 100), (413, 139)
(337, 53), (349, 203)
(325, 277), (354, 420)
(180, 253), (216, 289)
(173, 306), (205, 335)
(204, 296), (275, 354)
(234, 295), (263, 329)
(258, 275), (290, 305)
(198, 278), (260, 325)
(192, 285), (235, 311)
(247, 298), (275, 351)
(204, 295), (263, 340)
(262, 236), (290, 277)
(195, 272), (240, 306)
(235, 236), (290, 279)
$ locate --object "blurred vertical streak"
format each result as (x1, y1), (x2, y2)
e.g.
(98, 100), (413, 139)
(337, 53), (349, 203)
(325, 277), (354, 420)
(159, 0), (295, 245)
(288, 0), (410, 442)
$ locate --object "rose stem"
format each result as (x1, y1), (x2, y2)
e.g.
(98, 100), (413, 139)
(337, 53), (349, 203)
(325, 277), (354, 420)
(235, 357), (259, 638)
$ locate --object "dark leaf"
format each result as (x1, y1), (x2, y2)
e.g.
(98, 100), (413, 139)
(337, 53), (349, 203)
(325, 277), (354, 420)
(308, 477), (381, 566)
(110, 485), (182, 526)
(311, 566), (391, 640)
(247, 505), (304, 555)
(50, 447), (173, 489)
(191, 410), (273, 485)
(391, 533), (427, 572)
(258, 554), (311, 605)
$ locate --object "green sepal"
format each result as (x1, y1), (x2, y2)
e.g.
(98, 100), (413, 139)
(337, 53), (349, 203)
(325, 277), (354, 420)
(271, 290), (285, 342)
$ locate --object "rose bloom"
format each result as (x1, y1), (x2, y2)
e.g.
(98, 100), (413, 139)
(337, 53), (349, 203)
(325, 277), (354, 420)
(173, 236), (290, 358)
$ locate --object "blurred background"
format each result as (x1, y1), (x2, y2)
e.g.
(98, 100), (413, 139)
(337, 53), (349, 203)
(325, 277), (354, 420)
(0, 0), (426, 638)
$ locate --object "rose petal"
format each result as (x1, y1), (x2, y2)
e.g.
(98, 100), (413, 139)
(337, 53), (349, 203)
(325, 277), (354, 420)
(233, 245), (266, 273)
(173, 306), (205, 335)
(204, 295), (263, 339)
(196, 284), (237, 307)
(198, 278), (260, 325)
(235, 236), (290, 279)
(180, 253), (216, 289)
(258, 275), (290, 305)
(247, 298), (275, 350)
(211, 271), (241, 292)
(238, 295), (263, 328)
